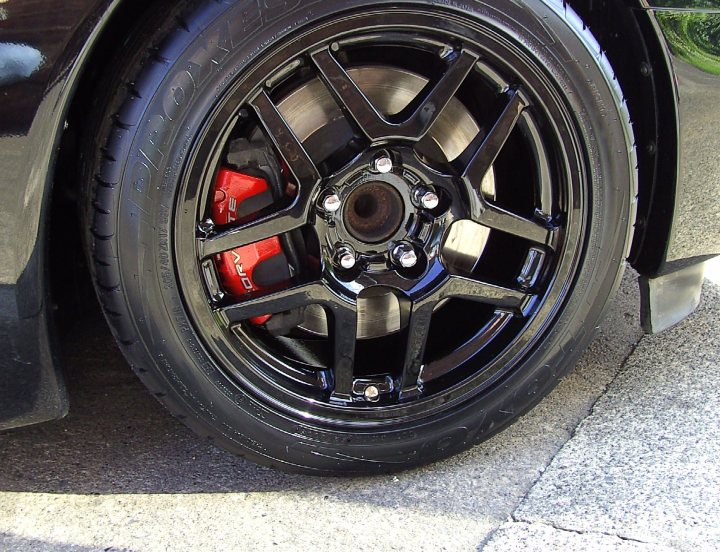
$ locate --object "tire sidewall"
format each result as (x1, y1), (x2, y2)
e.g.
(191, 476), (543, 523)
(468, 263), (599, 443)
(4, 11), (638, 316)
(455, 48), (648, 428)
(109, 0), (634, 473)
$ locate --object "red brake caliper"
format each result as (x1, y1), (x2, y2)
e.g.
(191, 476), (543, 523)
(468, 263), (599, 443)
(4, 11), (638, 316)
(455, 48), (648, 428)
(212, 168), (290, 325)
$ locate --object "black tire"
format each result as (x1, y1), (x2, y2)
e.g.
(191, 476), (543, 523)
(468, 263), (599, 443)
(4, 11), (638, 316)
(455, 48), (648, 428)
(84, 0), (636, 474)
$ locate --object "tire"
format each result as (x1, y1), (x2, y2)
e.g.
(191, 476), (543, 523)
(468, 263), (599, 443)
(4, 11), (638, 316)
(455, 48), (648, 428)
(84, 0), (636, 475)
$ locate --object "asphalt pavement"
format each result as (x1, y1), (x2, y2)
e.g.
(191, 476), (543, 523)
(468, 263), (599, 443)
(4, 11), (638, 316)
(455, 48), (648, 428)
(1, 266), (718, 551)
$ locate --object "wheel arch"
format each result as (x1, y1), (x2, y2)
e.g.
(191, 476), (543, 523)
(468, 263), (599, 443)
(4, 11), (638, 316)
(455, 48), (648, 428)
(565, 0), (679, 277)
(50, 0), (183, 320)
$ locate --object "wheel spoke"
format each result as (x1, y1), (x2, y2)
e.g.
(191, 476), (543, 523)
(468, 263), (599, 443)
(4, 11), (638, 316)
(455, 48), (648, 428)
(219, 280), (358, 401)
(327, 303), (358, 402)
(449, 88), (556, 247)
(311, 47), (390, 141)
(198, 200), (308, 259)
(457, 89), (527, 219)
(249, 90), (321, 186)
(219, 282), (328, 324)
(461, 89), (527, 186)
(199, 91), (319, 259)
(395, 50), (478, 139)
(398, 299), (436, 399)
(440, 275), (532, 315)
(397, 269), (528, 399)
(311, 47), (477, 141)
(476, 204), (556, 247)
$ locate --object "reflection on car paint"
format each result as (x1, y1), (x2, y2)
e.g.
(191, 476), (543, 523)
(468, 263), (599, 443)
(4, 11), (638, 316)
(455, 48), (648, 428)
(656, 12), (720, 74)
(0, 43), (43, 86)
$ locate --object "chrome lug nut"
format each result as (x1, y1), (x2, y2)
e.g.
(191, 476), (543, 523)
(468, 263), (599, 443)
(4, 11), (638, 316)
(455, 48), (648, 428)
(392, 243), (418, 269)
(334, 245), (357, 270)
(339, 254), (356, 270)
(413, 187), (440, 210)
(420, 191), (440, 210)
(197, 218), (215, 236)
(323, 193), (342, 213)
(364, 385), (380, 402)
(374, 155), (393, 174)
(439, 45), (455, 60)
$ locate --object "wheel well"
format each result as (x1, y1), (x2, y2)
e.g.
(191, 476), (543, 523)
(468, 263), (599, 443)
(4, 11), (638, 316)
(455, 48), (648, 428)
(50, 0), (180, 324)
(49, 0), (678, 322)
(566, 0), (678, 276)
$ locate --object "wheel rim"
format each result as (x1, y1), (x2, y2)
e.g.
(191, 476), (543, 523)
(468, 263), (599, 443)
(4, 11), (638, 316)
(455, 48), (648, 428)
(174, 8), (587, 427)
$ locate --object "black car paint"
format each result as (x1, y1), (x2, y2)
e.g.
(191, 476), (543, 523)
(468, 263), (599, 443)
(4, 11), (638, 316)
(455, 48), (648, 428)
(0, 0), (717, 429)
(653, 8), (720, 266)
(0, 0), (118, 428)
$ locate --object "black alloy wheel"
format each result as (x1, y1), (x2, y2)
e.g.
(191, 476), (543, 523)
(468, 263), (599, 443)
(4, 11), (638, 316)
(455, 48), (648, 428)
(84, 0), (636, 474)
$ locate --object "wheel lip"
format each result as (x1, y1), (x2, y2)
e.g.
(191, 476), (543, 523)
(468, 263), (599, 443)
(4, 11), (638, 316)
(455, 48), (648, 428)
(171, 7), (589, 428)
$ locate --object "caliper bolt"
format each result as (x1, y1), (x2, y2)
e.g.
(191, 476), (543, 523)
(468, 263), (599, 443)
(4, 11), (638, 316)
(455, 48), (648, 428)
(392, 243), (418, 269)
(413, 187), (440, 210)
(323, 193), (342, 213)
(374, 155), (393, 174)
(334, 245), (357, 270)
(364, 385), (380, 402)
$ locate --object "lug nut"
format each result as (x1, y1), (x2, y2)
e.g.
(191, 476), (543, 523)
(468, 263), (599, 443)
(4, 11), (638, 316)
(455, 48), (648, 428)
(413, 187), (440, 210)
(439, 45), (455, 60)
(323, 193), (342, 213)
(420, 191), (440, 210)
(198, 218), (215, 236)
(392, 243), (418, 269)
(334, 245), (357, 270)
(364, 385), (380, 402)
(374, 155), (393, 174)
(339, 254), (356, 269)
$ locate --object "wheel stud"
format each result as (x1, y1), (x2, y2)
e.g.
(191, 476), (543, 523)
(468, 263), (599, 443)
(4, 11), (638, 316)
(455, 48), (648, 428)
(334, 245), (357, 270)
(374, 155), (393, 174)
(392, 243), (418, 269)
(323, 193), (342, 213)
(414, 187), (440, 210)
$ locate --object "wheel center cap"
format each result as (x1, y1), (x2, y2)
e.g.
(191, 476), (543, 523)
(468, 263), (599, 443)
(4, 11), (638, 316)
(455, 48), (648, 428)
(343, 181), (405, 244)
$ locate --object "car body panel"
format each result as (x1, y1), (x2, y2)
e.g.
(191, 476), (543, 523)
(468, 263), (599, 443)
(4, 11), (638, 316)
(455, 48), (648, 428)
(644, 0), (720, 8)
(0, 0), (717, 428)
(0, 0), (118, 429)
(650, 9), (720, 268)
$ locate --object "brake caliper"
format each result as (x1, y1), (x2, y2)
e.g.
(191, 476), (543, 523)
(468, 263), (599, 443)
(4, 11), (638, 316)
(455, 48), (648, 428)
(212, 167), (291, 325)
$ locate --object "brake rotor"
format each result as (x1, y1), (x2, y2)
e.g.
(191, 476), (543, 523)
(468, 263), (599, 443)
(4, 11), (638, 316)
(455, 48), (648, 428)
(276, 66), (496, 339)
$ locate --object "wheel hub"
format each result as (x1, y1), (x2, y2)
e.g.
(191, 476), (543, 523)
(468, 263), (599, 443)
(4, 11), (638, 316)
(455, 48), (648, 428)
(343, 181), (404, 244)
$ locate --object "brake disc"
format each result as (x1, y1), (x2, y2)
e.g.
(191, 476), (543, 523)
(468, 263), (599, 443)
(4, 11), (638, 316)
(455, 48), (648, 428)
(276, 66), (495, 339)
